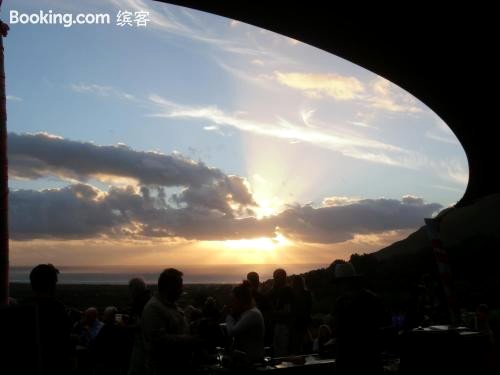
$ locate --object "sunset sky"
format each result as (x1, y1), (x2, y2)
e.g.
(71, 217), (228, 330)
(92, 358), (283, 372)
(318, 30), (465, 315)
(4, 0), (468, 270)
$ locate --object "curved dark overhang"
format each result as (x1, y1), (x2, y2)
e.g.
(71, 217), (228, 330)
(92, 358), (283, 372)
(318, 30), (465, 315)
(156, 1), (499, 207)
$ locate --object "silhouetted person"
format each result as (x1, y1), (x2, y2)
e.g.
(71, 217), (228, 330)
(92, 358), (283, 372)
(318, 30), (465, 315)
(405, 283), (428, 329)
(141, 268), (200, 374)
(128, 277), (151, 375)
(291, 275), (312, 354)
(128, 278), (151, 375)
(202, 296), (221, 320)
(420, 273), (447, 324)
(76, 307), (103, 347)
(246, 272), (268, 313)
(225, 280), (265, 365)
(268, 268), (294, 356)
(312, 324), (335, 356)
(247, 271), (271, 344)
(197, 296), (223, 349)
(26, 264), (72, 375)
(129, 277), (151, 320)
(93, 306), (131, 374)
(332, 262), (385, 375)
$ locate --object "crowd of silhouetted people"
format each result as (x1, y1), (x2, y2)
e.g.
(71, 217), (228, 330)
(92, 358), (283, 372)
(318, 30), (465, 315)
(7, 262), (500, 375)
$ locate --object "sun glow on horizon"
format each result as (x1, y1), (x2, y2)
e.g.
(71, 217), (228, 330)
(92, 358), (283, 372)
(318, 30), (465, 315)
(216, 232), (293, 264)
(224, 232), (291, 251)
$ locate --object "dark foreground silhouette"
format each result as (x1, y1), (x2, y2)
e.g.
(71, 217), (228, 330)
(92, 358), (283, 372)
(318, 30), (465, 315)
(1, 261), (496, 375)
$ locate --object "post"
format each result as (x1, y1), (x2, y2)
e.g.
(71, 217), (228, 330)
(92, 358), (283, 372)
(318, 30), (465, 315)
(0, 17), (9, 306)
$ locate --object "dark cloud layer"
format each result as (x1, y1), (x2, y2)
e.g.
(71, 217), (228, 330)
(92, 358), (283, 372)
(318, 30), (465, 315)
(8, 132), (442, 243)
(9, 132), (226, 188)
(10, 184), (442, 243)
(269, 199), (442, 243)
(11, 184), (127, 240)
(9, 132), (255, 212)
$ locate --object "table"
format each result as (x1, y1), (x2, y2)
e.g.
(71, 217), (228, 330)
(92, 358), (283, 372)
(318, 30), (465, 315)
(203, 354), (335, 374)
(400, 326), (490, 375)
(257, 355), (336, 373)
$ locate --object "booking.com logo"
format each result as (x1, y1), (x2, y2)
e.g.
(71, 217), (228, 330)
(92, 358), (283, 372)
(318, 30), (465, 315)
(9, 10), (150, 28)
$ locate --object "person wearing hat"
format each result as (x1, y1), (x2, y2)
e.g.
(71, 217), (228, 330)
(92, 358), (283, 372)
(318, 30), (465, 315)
(332, 262), (386, 375)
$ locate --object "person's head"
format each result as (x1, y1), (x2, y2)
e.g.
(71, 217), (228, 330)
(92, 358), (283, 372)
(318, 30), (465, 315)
(158, 268), (183, 302)
(84, 307), (98, 324)
(203, 296), (219, 317)
(332, 262), (362, 293)
(128, 277), (148, 300)
(103, 306), (118, 324)
(246, 271), (260, 290)
(231, 280), (254, 315)
(29, 264), (59, 296)
(273, 268), (287, 288)
(292, 275), (306, 291)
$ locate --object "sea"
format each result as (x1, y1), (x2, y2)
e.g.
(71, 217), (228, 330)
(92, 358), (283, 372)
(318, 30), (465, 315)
(9, 263), (327, 285)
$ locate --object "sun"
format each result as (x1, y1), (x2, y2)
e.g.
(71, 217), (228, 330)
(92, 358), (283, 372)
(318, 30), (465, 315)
(253, 198), (281, 219)
(251, 187), (287, 219)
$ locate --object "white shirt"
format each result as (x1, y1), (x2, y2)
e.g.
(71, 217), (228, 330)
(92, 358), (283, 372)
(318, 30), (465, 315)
(226, 307), (265, 362)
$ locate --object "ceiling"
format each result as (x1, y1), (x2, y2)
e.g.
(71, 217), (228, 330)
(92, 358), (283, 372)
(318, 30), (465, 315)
(156, 1), (499, 207)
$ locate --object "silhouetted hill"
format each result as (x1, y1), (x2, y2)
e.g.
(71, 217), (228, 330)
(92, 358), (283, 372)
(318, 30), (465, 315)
(377, 193), (500, 259)
(376, 226), (429, 260)
(296, 194), (500, 314)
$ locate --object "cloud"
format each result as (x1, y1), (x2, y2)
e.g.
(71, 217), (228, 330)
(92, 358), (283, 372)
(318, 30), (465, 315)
(401, 195), (425, 205)
(269, 197), (442, 243)
(251, 59), (265, 66)
(108, 0), (287, 62)
(9, 182), (264, 241)
(69, 79), (464, 185)
(425, 132), (459, 145)
(149, 94), (418, 168)
(300, 109), (316, 128)
(274, 71), (365, 100)
(367, 77), (422, 113)
(322, 196), (361, 206)
(287, 38), (301, 46)
(214, 61), (279, 91)
(349, 121), (378, 130)
(272, 72), (422, 114)
(7, 95), (22, 102)
(8, 132), (260, 218)
(10, 184), (128, 240)
(425, 118), (459, 145)
(108, 0), (193, 34)
(171, 175), (256, 216)
(438, 159), (469, 186)
(429, 184), (464, 193)
(71, 83), (136, 101)
(8, 132), (227, 187)
(9, 180), (442, 244)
